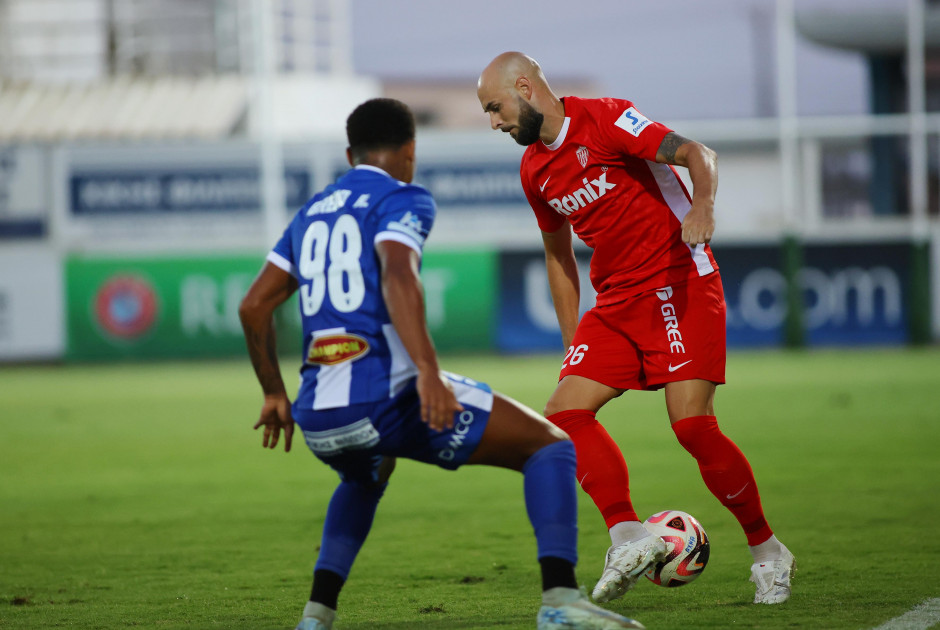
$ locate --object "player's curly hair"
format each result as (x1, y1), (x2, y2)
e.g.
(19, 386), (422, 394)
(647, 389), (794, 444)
(346, 98), (415, 158)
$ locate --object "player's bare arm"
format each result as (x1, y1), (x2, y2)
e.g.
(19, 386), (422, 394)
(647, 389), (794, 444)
(239, 262), (299, 451)
(656, 132), (718, 246)
(376, 239), (462, 431)
(541, 223), (581, 349)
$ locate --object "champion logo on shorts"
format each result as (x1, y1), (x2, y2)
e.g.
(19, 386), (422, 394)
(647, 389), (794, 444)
(307, 333), (370, 365)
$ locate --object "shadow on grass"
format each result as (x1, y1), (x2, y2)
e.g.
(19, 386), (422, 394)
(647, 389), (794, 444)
(342, 616), (535, 630)
(335, 616), (531, 630)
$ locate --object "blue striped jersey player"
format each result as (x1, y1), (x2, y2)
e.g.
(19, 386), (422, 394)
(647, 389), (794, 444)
(239, 97), (645, 630)
(267, 165), (438, 412)
(267, 163), (493, 471)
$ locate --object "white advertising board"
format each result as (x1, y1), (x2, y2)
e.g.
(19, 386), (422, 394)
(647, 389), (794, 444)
(0, 246), (64, 360)
(0, 145), (49, 238)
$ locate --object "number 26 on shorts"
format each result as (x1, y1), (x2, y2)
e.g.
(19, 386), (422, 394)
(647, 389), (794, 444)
(562, 344), (589, 368)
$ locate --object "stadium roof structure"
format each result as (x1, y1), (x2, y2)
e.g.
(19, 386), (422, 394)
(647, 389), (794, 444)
(796, 5), (940, 54)
(0, 75), (247, 142)
(0, 72), (380, 143)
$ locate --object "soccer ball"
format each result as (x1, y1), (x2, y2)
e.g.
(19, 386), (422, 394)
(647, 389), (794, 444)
(643, 510), (710, 587)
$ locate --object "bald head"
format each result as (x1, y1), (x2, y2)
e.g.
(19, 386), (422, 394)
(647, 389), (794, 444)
(478, 52), (563, 146)
(478, 51), (545, 93)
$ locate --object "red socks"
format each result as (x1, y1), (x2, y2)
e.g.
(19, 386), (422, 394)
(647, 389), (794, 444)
(548, 410), (773, 546)
(547, 410), (639, 528)
(672, 415), (772, 545)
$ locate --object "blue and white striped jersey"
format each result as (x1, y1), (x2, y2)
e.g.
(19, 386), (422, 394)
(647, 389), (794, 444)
(267, 165), (435, 411)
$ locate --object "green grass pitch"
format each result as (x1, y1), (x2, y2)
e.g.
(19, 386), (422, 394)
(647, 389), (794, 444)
(2, 347), (939, 629)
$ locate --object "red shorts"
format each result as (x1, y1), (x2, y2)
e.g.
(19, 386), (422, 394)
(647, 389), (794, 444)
(559, 273), (726, 391)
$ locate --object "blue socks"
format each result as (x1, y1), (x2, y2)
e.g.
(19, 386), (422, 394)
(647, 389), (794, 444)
(314, 481), (386, 579)
(523, 440), (579, 565)
(314, 440), (579, 581)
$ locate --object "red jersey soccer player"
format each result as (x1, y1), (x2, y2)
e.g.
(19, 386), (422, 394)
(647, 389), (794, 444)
(477, 52), (794, 605)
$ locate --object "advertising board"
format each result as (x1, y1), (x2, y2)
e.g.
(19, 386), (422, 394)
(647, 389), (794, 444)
(497, 242), (915, 352)
(66, 250), (496, 360)
(0, 247), (64, 360)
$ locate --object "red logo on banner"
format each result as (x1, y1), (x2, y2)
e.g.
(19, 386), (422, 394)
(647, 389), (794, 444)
(94, 275), (159, 340)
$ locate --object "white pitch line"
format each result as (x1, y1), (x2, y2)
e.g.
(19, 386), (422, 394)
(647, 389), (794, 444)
(872, 598), (940, 630)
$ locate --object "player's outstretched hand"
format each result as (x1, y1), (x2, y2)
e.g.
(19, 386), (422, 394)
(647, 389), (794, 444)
(681, 204), (715, 247)
(253, 393), (294, 452)
(416, 370), (464, 432)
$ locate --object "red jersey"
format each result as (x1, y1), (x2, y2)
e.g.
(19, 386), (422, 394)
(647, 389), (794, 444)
(520, 96), (718, 306)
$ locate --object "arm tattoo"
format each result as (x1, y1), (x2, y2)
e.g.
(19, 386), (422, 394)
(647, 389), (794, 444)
(657, 132), (691, 164)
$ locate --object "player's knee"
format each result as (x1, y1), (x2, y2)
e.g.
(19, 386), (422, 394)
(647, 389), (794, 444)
(343, 457), (396, 493)
(526, 423), (570, 461)
(507, 423), (570, 471)
(374, 457), (396, 486)
(542, 384), (568, 417)
(523, 435), (576, 472)
(543, 398), (565, 419)
(349, 478), (388, 497)
(544, 422), (570, 444)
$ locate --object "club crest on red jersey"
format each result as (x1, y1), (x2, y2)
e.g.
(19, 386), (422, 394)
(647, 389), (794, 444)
(576, 145), (589, 168)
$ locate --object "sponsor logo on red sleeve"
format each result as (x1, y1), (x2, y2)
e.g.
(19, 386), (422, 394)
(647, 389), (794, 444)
(614, 107), (652, 137)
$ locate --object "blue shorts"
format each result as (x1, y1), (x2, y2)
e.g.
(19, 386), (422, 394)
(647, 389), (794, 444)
(292, 371), (493, 483)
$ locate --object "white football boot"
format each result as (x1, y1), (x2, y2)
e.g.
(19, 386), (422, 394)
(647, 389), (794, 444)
(750, 545), (796, 604)
(538, 587), (645, 629)
(295, 601), (335, 629)
(591, 535), (667, 603)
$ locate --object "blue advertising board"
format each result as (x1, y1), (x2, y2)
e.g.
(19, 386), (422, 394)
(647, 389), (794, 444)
(801, 243), (909, 344)
(415, 164), (525, 207)
(331, 161), (525, 208)
(497, 242), (913, 352)
(497, 250), (594, 353)
(70, 167), (310, 215)
(717, 245), (786, 347)
(719, 242), (910, 346)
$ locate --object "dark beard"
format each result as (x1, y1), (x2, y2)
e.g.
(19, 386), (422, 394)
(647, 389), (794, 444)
(513, 97), (544, 146)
